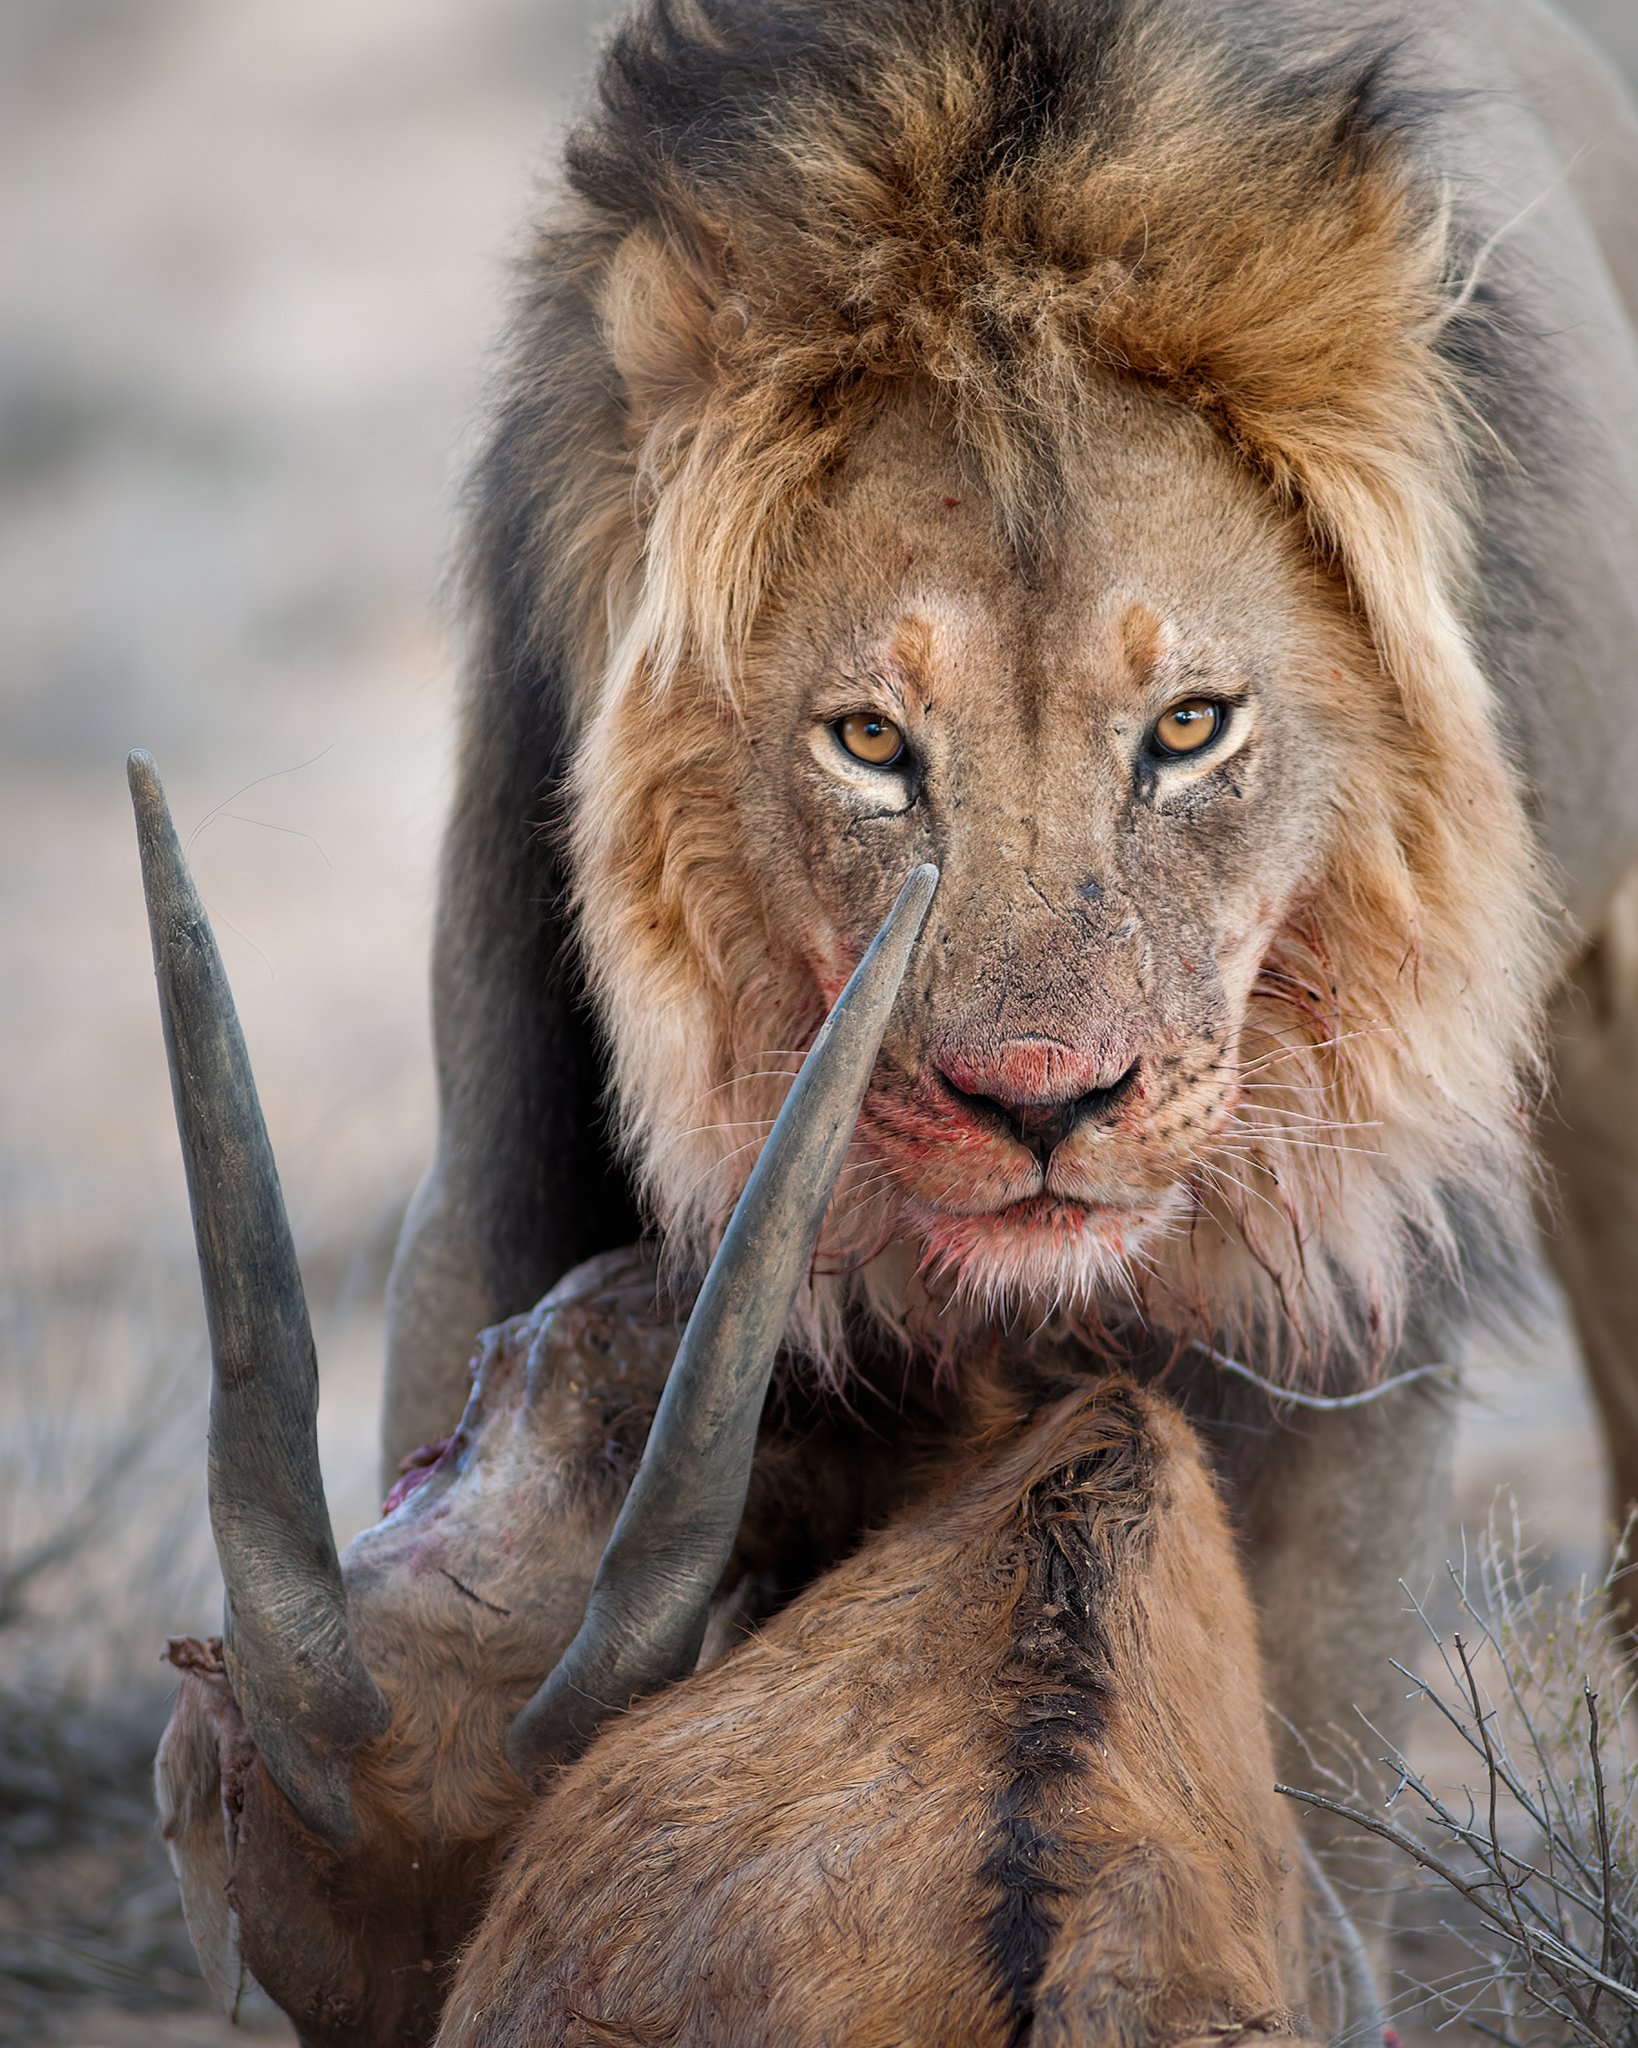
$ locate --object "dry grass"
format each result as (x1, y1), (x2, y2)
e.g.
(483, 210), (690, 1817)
(0, 1197), (220, 2040)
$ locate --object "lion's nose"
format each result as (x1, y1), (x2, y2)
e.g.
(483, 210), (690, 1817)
(934, 1041), (1140, 1162)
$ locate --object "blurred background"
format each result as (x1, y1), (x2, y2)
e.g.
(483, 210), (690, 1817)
(0, 0), (1634, 2038)
(1, 0), (621, 2034)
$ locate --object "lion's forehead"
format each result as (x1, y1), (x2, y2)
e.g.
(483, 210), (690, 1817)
(754, 386), (1317, 726)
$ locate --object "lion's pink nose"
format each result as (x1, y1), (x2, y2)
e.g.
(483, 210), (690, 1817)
(934, 1040), (1140, 1161)
(938, 1039), (1126, 1110)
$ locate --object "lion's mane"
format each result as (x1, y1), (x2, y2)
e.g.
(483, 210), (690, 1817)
(457, 0), (1554, 1387)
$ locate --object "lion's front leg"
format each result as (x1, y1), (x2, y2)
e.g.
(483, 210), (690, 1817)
(1235, 1378), (1455, 1971)
(1541, 868), (1638, 1569)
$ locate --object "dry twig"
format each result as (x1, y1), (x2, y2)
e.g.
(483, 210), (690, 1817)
(1282, 1508), (1638, 2048)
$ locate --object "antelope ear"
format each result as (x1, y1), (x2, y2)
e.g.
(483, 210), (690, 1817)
(156, 1649), (296, 2024)
(156, 1670), (243, 2017)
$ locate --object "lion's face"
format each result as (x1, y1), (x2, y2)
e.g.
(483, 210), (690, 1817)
(729, 393), (1352, 1307)
(573, 359), (1538, 1363)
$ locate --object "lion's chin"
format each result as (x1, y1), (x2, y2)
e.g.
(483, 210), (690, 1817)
(908, 1190), (1175, 1312)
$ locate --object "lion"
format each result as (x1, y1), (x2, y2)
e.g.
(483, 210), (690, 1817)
(383, 0), (1638, 1921)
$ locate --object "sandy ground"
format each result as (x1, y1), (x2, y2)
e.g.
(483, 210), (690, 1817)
(2, 0), (1636, 2039)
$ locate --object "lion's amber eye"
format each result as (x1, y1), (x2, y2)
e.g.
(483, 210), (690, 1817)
(836, 713), (905, 766)
(1151, 698), (1223, 756)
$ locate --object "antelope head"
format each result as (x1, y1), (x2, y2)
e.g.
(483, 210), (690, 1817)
(132, 751), (935, 2045)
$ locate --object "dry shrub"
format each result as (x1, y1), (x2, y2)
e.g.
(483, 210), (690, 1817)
(1283, 1508), (1638, 2048)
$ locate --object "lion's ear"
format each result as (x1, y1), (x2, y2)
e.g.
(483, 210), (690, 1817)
(595, 224), (816, 690)
(602, 226), (733, 464)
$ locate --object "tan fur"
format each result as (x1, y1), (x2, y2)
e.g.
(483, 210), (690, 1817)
(436, 1380), (1317, 2048)
(155, 1265), (1342, 2043)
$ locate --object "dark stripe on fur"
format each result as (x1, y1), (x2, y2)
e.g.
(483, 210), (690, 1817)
(979, 1390), (1156, 2040)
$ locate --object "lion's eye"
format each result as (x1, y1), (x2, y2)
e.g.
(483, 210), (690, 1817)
(1150, 698), (1224, 757)
(836, 713), (905, 766)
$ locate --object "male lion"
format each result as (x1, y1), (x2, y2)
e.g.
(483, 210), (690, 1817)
(384, 0), (1638, 1885)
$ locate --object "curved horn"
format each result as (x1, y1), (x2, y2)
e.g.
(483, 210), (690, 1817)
(508, 862), (939, 1784)
(129, 752), (387, 1846)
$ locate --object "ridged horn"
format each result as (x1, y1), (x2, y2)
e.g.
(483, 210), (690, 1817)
(129, 751), (388, 1846)
(507, 861), (939, 1784)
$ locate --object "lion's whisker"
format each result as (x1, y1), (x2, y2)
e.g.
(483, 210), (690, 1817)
(667, 1132), (772, 1216)
(694, 1057), (810, 1104)
(1106, 1254), (1145, 1315)
(1222, 1124), (1386, 1159)
(678, 1117), (779, 1140)
(1234, 1026), (1390, 1077)
(1192, 1157), (1294, 1231)
(1229, 1093), (1383, 1126)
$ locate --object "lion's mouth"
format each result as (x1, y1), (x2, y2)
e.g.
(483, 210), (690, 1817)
(857, 1069), (1182, 1221)
(907, 1189), (1145, 1236)
(999, 1192), (1107, 1224)
(902, 1185), (1173, 1306)
(910, 1185), (1159, 1244)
